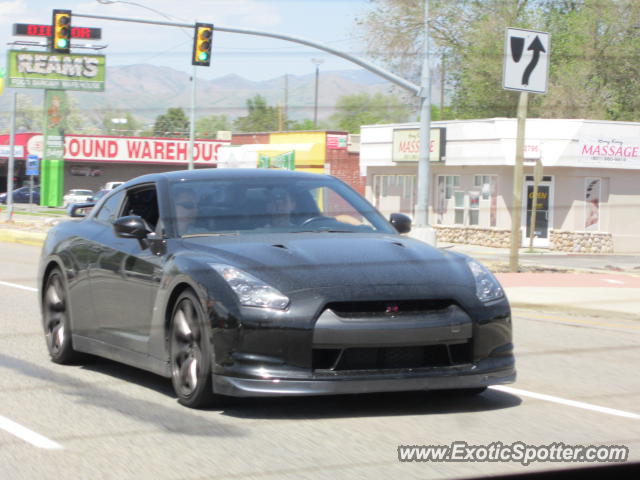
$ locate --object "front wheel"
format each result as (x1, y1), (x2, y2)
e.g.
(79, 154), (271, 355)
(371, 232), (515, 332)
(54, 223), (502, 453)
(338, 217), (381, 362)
(42, 268), (81, 364)
(169, 290), (218, 408)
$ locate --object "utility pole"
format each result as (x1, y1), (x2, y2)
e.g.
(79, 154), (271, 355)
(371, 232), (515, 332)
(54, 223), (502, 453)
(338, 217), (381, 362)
(311, 58), (323, 128)
(440, 52), (445, 120)
(284, 74), (289, 130)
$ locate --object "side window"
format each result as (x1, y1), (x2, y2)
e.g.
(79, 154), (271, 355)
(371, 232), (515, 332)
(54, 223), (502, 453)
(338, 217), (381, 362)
(94, 191), (125, 224)
(122, 186), (160, 231)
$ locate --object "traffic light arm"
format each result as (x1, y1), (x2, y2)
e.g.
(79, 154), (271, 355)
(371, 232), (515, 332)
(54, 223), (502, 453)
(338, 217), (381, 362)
(72, 12), (420, 94)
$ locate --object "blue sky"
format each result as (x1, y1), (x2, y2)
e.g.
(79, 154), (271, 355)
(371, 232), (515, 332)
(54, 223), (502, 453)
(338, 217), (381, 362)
(1, 0), (375, 80)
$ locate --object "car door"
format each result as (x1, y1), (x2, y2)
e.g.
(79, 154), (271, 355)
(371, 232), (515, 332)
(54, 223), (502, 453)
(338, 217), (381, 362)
(89, 183), (163, 353)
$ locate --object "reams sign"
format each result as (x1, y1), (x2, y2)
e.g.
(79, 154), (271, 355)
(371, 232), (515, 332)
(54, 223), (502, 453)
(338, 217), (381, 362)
(6, 50), (105, 92)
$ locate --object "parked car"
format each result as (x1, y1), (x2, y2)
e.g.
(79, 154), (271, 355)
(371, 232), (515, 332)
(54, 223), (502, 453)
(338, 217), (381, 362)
(88, 189), (110, 202)
(39, 169), (514, 408)
(104, 181), (124, 190)
(63, 189), (94, 207)
(0, 186), (40, 204)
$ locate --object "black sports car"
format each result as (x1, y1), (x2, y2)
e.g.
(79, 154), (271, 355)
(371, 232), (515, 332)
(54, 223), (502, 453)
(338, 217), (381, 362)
(39, 169), (515, 408)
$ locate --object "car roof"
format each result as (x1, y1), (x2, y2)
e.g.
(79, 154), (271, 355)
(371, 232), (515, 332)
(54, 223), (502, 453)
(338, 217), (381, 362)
(123, 168), (333, 188)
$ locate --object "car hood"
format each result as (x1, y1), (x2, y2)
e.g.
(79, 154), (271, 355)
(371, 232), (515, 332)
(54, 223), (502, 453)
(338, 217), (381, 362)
(182, 233), (473, 294)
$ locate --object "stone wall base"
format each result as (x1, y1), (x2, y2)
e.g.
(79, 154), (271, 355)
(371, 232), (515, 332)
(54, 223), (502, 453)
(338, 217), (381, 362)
(549, 230), (614, 253)
(433, 225), (614, 253)
(433, 225), (515, 248)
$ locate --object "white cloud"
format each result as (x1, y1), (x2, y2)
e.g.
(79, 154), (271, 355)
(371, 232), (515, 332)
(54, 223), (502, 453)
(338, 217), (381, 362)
(0, 0), (26, 15)
(75, 0), (281, 27)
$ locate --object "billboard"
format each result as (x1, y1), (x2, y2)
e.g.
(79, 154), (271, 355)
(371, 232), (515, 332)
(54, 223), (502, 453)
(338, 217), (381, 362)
(6, 50), (105, 91)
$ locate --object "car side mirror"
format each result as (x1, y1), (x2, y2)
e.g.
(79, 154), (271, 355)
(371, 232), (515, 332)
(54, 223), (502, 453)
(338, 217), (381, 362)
(68, 202), (95, 218)
(113, 215), (152, 239)
(390, 213), (412, 234)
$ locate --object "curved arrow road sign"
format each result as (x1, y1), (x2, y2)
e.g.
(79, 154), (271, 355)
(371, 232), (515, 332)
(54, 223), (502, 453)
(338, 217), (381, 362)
(503, 28), (550, 94)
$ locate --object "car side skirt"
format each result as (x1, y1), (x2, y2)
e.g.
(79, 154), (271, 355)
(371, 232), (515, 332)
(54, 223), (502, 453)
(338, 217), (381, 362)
(73, 334), (171, 377)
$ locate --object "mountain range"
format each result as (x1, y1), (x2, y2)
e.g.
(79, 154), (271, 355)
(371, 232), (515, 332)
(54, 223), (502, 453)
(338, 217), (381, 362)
(1, 64), (416, 127)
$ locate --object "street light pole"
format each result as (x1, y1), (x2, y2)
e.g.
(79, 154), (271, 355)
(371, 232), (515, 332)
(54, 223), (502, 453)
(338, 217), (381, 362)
(414, 0), (436, 244)
(188, 65), (196, 170)
(4, 92), (17, 222)
(311, 58), (324, 128)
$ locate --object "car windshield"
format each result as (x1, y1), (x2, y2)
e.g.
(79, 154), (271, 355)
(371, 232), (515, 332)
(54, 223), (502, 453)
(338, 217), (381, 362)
(168, 176), (396, 237)
(70, 190), (92, 195)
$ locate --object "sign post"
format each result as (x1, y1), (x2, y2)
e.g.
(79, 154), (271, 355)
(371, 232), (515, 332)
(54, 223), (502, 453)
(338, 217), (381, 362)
(26, 154), (39, 212)
(503, 28), (550, 271)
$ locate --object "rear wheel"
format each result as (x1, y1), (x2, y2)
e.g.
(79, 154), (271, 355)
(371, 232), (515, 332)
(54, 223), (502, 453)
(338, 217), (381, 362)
(42, 268), (80, 364)
(169, 290), (217, 408)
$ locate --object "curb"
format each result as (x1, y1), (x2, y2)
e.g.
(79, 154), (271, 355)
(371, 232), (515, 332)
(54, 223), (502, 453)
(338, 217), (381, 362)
(0, 228), (46, 247)
(508, 301), (640, 321)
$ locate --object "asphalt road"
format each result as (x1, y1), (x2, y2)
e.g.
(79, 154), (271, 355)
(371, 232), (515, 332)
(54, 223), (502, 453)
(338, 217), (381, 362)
(0, 242), (638, 480)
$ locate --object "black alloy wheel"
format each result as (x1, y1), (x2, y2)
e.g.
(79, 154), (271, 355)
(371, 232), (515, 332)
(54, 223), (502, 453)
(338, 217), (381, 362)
(42, 268), (80, 364)
(170, 290), (216, 408)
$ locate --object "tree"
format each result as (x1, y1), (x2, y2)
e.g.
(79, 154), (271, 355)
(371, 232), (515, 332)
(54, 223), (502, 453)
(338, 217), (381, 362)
(330, 92), (411, 133)
(15, 94), (42, 133)
(233, 95), (279, 132)
(287, 118), (316, 131)
(100, 109), (142, 136)
(357, 0), (640, 121)
(153, 107), (189, 137)
(195, 114), (231, 139)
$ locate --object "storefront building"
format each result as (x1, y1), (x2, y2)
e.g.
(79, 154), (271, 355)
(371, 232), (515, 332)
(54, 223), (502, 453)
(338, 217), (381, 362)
(360, 118), (640, 253)
(228, 130), (364, 194)
(0, 133), (229, 195)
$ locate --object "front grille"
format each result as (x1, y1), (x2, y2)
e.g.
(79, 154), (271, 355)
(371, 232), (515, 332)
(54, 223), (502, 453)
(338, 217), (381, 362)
(312, 342), (472, 372)
(325, 299), (454, 318)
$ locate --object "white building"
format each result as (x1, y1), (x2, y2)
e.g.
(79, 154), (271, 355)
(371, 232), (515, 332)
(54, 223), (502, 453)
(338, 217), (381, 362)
(360, 118), (640, 253)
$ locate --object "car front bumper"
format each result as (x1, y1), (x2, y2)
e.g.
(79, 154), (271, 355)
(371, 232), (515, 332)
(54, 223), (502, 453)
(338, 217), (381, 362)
(211, 355), (515, 397)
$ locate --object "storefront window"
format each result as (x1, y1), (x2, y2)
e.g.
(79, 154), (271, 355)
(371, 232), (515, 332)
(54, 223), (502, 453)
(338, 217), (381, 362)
(372, 174), (417, 216)
(454, 191), (465, 225)
(469, 192), (480, 225)
(585, 177), (601, 231)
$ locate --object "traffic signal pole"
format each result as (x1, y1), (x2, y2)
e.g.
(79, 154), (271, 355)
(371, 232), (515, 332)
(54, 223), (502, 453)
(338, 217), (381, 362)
(4, 92), (17, 222)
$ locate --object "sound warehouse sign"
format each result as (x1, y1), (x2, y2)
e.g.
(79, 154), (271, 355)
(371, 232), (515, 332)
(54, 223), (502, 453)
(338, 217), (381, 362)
(579, 137), (640, 167)
(6, 50), (105, 91)
(392, 128), (446, 162)
(63, 135), (228, 163)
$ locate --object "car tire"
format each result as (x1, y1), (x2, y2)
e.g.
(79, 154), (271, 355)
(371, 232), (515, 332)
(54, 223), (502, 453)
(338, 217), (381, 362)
(42, 268), (82, 364)
(169, 290), (218, 409)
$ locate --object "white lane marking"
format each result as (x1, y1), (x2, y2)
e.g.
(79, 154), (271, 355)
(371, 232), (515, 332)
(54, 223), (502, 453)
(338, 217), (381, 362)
(492, 385), (640, 420)
(0, 414), (63, 449)
(603, 278), (625, 284)
(0, 280), (38, 292)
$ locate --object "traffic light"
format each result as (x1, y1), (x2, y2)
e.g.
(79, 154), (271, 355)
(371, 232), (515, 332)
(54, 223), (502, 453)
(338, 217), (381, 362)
(52, 9), (71, 53)
(192, 23), (213, 66)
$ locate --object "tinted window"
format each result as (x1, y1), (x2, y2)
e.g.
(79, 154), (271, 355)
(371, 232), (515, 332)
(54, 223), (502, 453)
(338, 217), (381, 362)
(95, 190), (125, 224)
(122, 186), (160, 231)
(167, 176), (395, 236)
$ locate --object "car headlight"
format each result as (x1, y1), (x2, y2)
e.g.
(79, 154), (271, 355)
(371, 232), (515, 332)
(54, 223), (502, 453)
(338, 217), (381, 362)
(209, 264), (290, 310)
(466, 259), (504, 303)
